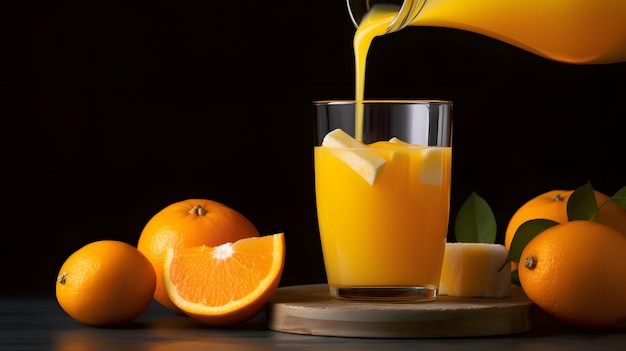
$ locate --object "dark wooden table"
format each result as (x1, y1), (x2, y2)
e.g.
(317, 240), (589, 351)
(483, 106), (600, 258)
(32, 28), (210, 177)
(2, 295), (626, 350)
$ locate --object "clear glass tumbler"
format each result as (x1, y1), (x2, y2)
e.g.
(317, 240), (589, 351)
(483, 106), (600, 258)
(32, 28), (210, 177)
(314, 100), (453, 301)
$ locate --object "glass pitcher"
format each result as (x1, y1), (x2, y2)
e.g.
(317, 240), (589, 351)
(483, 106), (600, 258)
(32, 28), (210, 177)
(345, 0), (626, 64)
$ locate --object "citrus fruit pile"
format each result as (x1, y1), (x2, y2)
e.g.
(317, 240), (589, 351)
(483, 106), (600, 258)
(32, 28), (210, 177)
(55, 199), (285, 327)
(504, 183), (626, 329)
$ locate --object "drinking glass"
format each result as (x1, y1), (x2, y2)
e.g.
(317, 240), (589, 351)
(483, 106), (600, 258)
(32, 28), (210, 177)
(314, 100), (453, 301)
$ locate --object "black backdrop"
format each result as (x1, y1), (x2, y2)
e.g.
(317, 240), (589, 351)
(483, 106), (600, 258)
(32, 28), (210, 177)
(6, 1), (626, 296)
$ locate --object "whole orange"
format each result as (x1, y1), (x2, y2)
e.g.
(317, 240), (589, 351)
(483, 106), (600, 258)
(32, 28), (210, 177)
(505, 189), (626, 250)
(137, 199), (260, 311)
(56, 240), (156, 326)
(518, 220), (626, 329)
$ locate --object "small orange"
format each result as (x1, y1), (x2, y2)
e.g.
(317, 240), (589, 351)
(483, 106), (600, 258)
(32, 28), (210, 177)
(163, 233), (285, 326)
(137, 199), (260, 311)
(518, 220), (626, 329)
(56, 240), (156, 326)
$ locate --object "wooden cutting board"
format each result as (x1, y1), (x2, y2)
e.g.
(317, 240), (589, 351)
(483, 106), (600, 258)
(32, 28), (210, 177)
(266, 284), (533, 338)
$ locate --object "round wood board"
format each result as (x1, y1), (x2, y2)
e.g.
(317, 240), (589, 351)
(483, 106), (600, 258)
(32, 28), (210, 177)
(266, 284), (533, 338)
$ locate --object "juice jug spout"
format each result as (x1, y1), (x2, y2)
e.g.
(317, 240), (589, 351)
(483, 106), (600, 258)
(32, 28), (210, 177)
(346, 0), (626, 64)
(346, 0), (426, 34)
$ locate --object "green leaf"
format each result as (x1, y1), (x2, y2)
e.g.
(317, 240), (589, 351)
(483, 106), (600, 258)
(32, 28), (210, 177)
(567, 182), (598, 221)
(454, 191), (497, 244)
(502, 218), (558, 268)
(606, 186), (626, 209)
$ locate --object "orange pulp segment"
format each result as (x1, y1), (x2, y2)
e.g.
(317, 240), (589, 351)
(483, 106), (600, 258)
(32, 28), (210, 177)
(163, 233), (285, 326)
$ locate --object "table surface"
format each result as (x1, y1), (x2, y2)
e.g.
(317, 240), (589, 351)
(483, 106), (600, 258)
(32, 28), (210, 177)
(2, 295), (626, 351)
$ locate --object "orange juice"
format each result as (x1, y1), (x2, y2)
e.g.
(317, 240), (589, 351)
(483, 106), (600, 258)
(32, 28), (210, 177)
(415, 0), (626, 64)
(314, 142), (451, 289)
(353, 7), (396, 141)
(351, 3), (626, 137)
(351, 1), (626, 65)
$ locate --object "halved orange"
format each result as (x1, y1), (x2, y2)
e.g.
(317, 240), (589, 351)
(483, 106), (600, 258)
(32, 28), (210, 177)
(163, 233), (285, 326)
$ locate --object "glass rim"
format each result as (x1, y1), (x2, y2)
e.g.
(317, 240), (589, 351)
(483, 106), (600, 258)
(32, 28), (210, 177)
(313, 99), (453, 105)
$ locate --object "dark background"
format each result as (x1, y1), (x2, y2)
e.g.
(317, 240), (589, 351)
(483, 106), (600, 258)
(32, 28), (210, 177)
(6, 1), (626, 296)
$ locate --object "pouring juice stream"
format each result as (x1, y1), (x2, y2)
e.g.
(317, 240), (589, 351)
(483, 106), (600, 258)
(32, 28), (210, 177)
(353, 6), (397, 141)
(351, 2), (626, 139)
(315, 5), (456, 296)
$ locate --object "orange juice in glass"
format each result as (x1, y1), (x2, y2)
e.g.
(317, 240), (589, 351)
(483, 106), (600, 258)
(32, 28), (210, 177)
(314, 100), (453, 301)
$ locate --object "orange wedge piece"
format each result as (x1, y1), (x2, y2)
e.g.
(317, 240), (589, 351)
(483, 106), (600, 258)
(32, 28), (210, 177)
(163, 233), (285, 326)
